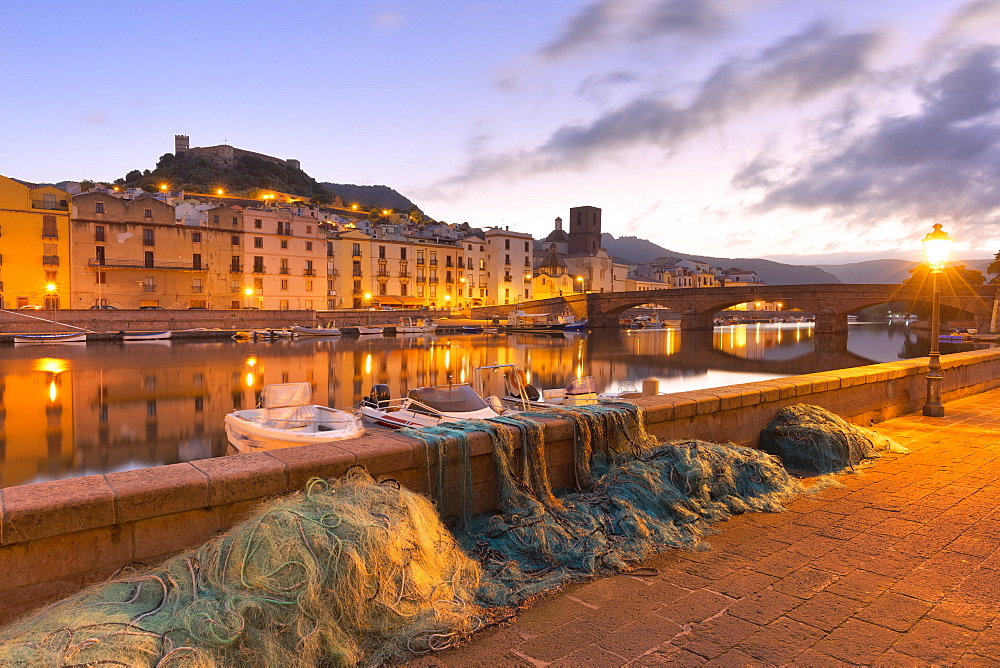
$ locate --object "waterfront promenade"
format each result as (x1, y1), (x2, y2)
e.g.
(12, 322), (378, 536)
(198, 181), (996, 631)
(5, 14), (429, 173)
(412, 389), (1000, 666)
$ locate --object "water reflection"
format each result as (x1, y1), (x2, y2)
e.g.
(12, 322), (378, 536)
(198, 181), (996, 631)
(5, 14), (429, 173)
(0, 322), (981, 488)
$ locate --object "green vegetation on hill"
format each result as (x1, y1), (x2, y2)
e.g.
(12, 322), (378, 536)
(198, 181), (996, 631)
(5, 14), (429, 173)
(117, 152), (333, 202)
(319, 182), (415, 211)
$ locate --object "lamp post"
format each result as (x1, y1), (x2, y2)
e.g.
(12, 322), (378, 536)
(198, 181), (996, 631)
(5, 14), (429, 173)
(45, 282), (57, 334)
(576, 275), (585, 293)
(244, 287), (254, 309)
(922, 223), (953, 417)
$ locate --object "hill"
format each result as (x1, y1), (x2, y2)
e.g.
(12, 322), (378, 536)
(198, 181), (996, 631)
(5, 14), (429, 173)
(319, 183), (414, 211)
(815, 258), (994, 283)
(118, 152), (331, 200)
(600, 234), (841, 285)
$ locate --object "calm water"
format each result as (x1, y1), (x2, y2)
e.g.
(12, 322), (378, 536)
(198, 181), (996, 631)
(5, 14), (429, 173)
(0, 321), (983, 488)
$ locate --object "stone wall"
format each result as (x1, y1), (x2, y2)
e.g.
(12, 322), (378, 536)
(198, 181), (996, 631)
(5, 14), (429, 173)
(2, 348), (1000, 623)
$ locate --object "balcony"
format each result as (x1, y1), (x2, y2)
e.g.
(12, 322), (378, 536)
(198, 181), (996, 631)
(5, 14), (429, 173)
(88, 258), (207, 271)
(503, 275), (513, 282)
(429, 260), (438, 267)
(42, 231), (59, 240)
(398, 272), (410, 279)
(416, 276), (426, 283)
(429, 277), (439, 284)
(253, 265), (266, 274)
(303, 269), (316, 277)
(352, 271), (363, 277)
(229, 264), (243, 273)
(416, 259), (425, 266)
(32, 200), (69, 211)
(352, 252), (362, 258)
(445, 278), (454, 285)
(42, 255), (60, 266)
(192, 286), (204, 293)
(141, 284), (157, 293)
(279, 268), (291, 275)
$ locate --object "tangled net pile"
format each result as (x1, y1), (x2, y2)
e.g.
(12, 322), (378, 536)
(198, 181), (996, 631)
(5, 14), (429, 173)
(407, 402), (804, 607)
(760, 403), (907, 473)
(0, 402), (827, 665)
(0, 468), (483, 667)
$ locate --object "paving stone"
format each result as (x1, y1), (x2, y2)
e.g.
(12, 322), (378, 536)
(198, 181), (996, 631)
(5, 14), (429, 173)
(889, 618), (978, 664)
(701, 648), (764, 667)
(517, 619), (605, 664)
(786, 590), (863, 631)
(595, 612), (682, 661)
(658, 589), (734, 625)
(823, 569), (896, 602)
(812, 618), (901, 664)
(770, 566), (839, 599)
(677, 613), (762, 659)
(710, 569), (779, 599)
(550, 644), (628, 667)
(792, 648), (853, 666)
(747, 549), (814, 578)
(736, 615), (824, 659)
(727, 589), (802, 625)
(854, 591), (932, 632)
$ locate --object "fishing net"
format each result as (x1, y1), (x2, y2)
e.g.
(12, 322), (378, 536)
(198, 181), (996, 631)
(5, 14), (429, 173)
(405, 403), (803, 608)
(0, 468), (483, 667)
(760, 403), (907, 473)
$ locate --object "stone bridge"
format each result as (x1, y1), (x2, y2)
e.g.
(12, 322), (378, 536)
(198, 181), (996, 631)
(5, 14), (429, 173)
(475, 284), (998, 334)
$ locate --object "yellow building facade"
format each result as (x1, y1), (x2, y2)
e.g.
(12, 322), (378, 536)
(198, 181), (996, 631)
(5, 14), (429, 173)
(0, 175), (71, 309)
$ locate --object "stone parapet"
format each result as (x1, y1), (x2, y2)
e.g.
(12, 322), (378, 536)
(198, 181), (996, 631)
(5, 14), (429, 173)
(2, 348), (1000, 623)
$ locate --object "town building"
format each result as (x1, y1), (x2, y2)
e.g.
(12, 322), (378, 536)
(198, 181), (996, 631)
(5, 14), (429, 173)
(0, 176), (72, 309)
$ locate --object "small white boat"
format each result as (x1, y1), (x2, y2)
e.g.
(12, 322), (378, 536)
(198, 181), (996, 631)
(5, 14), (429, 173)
(291, 325), (342, 337)
(14, 332), (87, 345)
(395, 317), (436, 334)
(224, 382), (364, 452)
(359, 382), (504, 429)
(494, 365), (598, 409)
(355, 326), (384, 335)
(122, 330), (172, 341)
(252, 328), (294, 339)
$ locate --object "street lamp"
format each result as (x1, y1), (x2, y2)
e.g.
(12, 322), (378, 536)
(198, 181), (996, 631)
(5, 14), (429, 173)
(922, 223), (953, 417)
(576, 275), (585, 292)
(46, 282), (57, 334)
(244, 287), (253, 309)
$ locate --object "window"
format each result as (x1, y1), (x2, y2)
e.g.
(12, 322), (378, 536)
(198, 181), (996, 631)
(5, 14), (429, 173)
(95, 201), (105, 213)
(379, 283), (387, 296)
(430, 286), (436, 298)
(192, 278), (203, 293)
(305, 241), (313, 251)
(232, 217), (239, 227)
(95, 246), (106, 265)
(280, 258), (289, 274)
(254, 219), (262, 229)
(280, 239), (288, 249)
(379, 246), (386, 259)
(525, 241), (529, 252)
(95, 225), (105, 242)
(230, 256), (241, 271)
(143, 276), (155, 291)
(281, 280), (289, 290)
(352, 243), (361, 257)
(306, 225), (312, 234)
(505, 254), (510, 265)
(305, 299), (313, 310)
(42, 215), (58, 238)
(279, 300), (289, 310)
(231, 280), (240, 293)
(253, 256), (264, 273)
(417, 285), (424, 297)
(192, 232), (202, 243)
(479, 259), (486, 270)
(95, 271), (106, 284)
(400, 248), (407, 260)
(400, 283), (408, 296)
(192, 253), (202, 270)
(231, 235), (239, 246)
(144, 251), (154, 268)
(144, 208), (153, 219)
(213, 215), (219, 223)
(352, 261), (362, 277)
(254, 277), (263, 290)
(254, 237), (263, 248)
(505, 239), (510, 250)
(305, 259), (315, 275)
(305, 280), (313, 291)
(143, 229), (154, 246)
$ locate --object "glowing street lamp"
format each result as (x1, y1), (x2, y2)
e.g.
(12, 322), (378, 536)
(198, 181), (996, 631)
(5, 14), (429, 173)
(922, 223), (953, 417)
(46, 282), (58, 334)
(576, 275), (585, 292)
(216, 188), (225, 196)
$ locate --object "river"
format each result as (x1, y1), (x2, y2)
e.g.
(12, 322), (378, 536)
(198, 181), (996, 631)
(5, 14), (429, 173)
(0, 321), (987, 488)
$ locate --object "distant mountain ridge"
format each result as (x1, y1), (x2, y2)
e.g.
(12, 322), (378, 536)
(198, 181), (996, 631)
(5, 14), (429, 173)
(600, 234), (842, 285)
(320, 183), (414, 211)
(814, 258), (993, 283)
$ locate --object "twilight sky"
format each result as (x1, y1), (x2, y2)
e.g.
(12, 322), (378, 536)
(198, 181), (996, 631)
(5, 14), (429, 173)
(4, 0), (1000, 264)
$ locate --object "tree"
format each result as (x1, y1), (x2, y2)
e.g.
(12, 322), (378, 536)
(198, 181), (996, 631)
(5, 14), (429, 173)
(902, 263), (985, 287)
(124, 169), (143, 183)
(987, 251), (1000, 283)
(79, 180), (95, 191)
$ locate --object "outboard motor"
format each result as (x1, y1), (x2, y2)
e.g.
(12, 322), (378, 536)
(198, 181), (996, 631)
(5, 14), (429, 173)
(367, 384), (391, 409)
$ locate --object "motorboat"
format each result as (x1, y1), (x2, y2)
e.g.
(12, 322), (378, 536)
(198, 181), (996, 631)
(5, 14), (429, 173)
(395, 317), (436, 334)
(122, 330), (172, 341)
(504, 312), (572, 332)
(291, 325), (342, 337)
(224, 382), (364, 452)
(490, 365), (598, 409)
(355, 326), (384, 335)
(252, 328), (295, 339)
(13, 332), (87, 345)
(597, 381), (643, 401)
(358, 382), (504, 429)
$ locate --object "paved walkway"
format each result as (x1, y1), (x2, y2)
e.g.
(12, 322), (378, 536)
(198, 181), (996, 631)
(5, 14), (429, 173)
(411, 390), (1000, 666)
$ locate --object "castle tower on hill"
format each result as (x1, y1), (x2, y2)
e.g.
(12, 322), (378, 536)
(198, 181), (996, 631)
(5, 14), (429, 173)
(171, 134), (300, 170)
(568, 205), (601, 255)
(174, 135), (190, 153)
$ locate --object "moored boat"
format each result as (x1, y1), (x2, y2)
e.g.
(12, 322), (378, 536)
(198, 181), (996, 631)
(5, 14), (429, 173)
(291, 325), (342, 337)
(122, 330), (172, 341)
(395, 317), (436, 334)
(493, 365), (598, 409)
(13, 332), (88, 345)
(358, 382), (504, 429)
(224, 382), (364, 452)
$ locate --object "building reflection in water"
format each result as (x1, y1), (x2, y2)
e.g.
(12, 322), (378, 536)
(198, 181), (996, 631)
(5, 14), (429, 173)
(0, 322), (931, 488)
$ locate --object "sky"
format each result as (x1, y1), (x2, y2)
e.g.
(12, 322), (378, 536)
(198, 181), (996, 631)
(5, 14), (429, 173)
(4, 0), (1000, 265)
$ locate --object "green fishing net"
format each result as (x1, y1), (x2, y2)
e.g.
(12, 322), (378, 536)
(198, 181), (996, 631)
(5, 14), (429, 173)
(0, 468), (484, 667)
(760, 403), (907, 473)
(0, 402), (827, 665)
(406, 403), (804, 607)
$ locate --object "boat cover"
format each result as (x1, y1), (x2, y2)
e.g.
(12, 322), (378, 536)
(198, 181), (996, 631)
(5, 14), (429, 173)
(407, 384), (488, 412)
(261, 383), (314, 428)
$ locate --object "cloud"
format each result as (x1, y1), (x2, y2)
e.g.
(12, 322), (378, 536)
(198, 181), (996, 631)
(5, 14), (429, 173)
(372, 10), (404, 31)
(575, 71), (640, 100)
(538, 0), (740, 62)
(745, 45), (1000, 243)
(442, 23), (881, 188)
